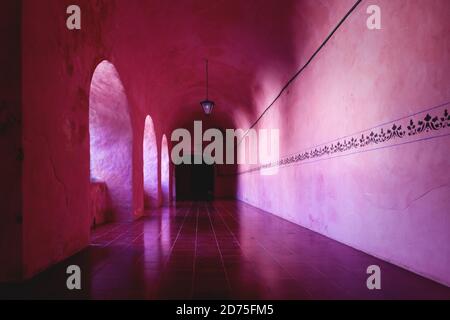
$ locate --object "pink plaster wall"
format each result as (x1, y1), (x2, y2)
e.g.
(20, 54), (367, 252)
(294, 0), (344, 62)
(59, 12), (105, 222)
(20, 0), (106, 279)
(236, 0), (450, 286)
(18, 0), (159, 279)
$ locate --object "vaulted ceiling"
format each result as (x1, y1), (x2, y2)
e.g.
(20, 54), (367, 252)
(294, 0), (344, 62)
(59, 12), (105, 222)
(95, 0), (354, 135)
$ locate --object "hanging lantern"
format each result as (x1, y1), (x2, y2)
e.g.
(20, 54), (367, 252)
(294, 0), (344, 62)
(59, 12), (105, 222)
(200, 59), (214, 115)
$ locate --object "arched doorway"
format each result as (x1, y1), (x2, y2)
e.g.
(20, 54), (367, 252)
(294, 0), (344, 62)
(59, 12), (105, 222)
(161, 134), (170, 205)
(89, 60), (133, 222)
(175, 154), (215, 201)
(143, 115), (159, 208)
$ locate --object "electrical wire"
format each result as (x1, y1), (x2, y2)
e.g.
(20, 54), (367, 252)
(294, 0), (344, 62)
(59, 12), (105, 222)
(241, 0), (364, 140)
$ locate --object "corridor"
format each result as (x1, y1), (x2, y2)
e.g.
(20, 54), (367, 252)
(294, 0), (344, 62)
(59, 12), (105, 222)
(2, 201), (449, 300)
(1, 0), (450, 301)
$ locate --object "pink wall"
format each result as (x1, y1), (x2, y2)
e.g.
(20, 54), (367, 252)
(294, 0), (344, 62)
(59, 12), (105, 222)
(235, 0), (450, 286)
(21, 0), (103, 279)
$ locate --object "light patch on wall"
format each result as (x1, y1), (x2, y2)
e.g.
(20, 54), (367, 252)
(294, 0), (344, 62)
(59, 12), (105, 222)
(89, 60), (133, 221)
(161, 134), (170, 205)
(143, 115), (159, 208)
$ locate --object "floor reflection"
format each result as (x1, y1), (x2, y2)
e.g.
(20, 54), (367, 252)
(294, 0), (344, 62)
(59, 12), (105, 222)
(1, 201), (449, 299)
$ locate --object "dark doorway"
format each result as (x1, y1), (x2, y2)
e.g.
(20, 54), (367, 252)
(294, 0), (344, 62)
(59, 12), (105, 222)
(175, 159), (215, 201)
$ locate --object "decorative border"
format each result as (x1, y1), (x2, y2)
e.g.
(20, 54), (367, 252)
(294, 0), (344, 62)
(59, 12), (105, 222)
(233, 108), (450, 175)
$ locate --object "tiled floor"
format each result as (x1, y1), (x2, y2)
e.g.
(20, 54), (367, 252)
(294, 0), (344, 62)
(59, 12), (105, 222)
(1, 201), (450, 299)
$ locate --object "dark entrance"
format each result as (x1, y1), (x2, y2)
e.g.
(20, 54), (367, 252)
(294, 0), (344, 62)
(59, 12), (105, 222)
(175, 158), (215, 201)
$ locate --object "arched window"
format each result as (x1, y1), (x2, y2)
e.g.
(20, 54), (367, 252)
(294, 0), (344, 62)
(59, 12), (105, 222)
(161, 134), (170, 205)
(89, 61), (133, 221)
(143, 115), (159, 208)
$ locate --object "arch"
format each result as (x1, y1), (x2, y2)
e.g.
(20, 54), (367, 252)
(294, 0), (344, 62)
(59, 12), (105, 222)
(89, 60), (133, 221)
(143, 115), (159, 208)
(161, 134), (170, 205)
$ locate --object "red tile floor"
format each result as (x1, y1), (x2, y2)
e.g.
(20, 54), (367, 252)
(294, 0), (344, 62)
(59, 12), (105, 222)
(1, 201), (450, 299)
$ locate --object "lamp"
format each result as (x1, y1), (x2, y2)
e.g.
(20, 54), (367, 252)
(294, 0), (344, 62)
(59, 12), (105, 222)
(200, 59), (214, 115)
